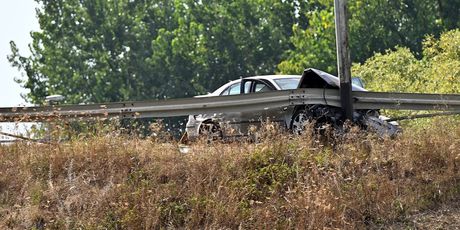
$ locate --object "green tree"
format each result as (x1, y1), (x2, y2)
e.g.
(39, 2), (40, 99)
(278, 0), (460, 75)
(9, 0), (171, 103)
(352, 29), (460, 122)
(9, 0), (299, 104)
(278, 0), (336, 74)
(160, 0), (301, 94)
(353, 29), (460, 94)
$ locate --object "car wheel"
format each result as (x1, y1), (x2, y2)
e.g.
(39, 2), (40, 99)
(199, 121), (222, 141)
(290, 109), (313, 135)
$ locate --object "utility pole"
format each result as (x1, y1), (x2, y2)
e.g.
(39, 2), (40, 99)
(334, 0), (353, 120)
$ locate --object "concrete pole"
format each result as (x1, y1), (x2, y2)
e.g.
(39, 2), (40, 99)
(334, 0), (354, 120)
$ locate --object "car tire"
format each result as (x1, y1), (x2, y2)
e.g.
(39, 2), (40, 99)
(290, 108), (313, 135)
(199, 121), (222, 141)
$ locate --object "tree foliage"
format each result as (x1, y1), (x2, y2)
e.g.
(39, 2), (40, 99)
(278, 0), (336, 74)
(8, 0), (460, 104)
(352, 29), (460, 123)
(278, 0), (460, 75)
(9, 0), (299, 103)
(353, 29), (460, 94)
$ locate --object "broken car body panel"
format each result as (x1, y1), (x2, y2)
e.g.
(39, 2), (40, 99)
(298, 68), (367, 91)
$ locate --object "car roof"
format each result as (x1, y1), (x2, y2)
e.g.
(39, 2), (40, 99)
(244, 75), (301, 80)
(199, 70), (366, 98)
(216, 75), (300, 93)
(206, 75), (296, 96)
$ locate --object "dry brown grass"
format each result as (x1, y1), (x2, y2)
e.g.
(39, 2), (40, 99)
(1, 118), (460, 229)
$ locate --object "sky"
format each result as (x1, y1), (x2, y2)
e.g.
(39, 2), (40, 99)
(0, 1), (40, 137)
(0, 1), (40, 107)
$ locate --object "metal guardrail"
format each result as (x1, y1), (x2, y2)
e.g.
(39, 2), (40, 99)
(1, 89), (460, 122)
(353, 91), (460, 110)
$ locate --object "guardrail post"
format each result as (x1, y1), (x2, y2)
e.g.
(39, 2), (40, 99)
(334, 0), (353, 120)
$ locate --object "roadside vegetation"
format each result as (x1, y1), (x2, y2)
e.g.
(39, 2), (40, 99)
(1, 118), (460, 229)
(354, 29), (460, 95)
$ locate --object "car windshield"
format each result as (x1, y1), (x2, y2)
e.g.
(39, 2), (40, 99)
(274, 78), (300, 90)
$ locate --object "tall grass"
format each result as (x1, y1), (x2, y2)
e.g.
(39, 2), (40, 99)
(1, 118), (460, 229)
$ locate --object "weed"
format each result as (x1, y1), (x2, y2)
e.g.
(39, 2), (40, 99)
(0, 118), (459, 228)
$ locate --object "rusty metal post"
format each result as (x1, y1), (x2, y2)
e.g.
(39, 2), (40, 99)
(334, 0), (353, 120)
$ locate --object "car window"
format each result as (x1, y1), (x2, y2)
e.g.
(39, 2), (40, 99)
(220, 83), (241, 96)
(352, 77), (365, 88)
(274, 78), (300, 90)
(244, 81), (251, 94)
(228, 83), (241, 95)
(220, 87), (230, 95)
(254, 82), (272, 93)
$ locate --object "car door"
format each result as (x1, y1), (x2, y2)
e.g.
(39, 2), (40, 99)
(219, 79), (277, 136)
(253, 79), (291, 128)
(218, 81), (248, 137)
(239, 79), (277, 132)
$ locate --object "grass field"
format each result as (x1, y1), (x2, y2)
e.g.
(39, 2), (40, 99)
(1, 118), (460, 229)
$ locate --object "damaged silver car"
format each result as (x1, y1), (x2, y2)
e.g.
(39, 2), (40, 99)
(185, 68), (399, 140)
